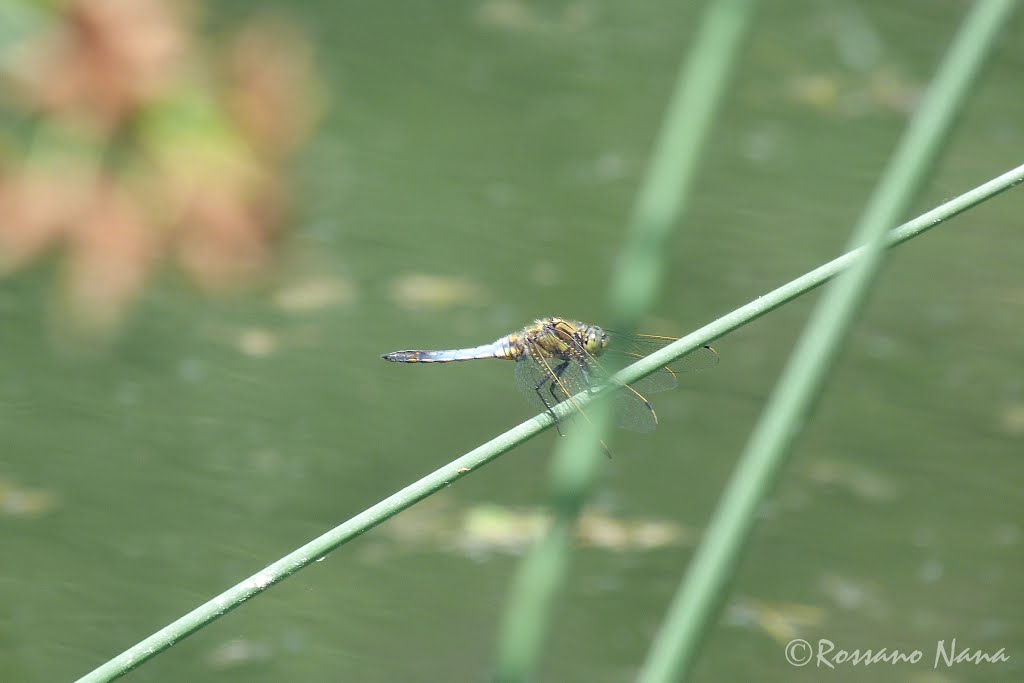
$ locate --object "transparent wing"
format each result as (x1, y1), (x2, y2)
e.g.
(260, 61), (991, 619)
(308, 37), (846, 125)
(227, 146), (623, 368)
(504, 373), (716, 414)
(603, 332), (719, 395)
(513, 342), (660, 434)
(513, 346), (591, 421)
(608, 380), (660, 433)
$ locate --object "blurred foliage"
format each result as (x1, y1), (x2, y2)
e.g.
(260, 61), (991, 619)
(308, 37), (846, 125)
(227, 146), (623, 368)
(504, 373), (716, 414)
(0, 0), (322, 337)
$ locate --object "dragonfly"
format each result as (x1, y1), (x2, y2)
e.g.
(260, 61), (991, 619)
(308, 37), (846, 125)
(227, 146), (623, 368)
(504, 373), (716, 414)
(382, 316), (717, 434)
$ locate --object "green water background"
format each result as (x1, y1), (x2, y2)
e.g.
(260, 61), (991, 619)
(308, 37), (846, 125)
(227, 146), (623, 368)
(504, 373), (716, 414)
(2, 2), (1021, 681)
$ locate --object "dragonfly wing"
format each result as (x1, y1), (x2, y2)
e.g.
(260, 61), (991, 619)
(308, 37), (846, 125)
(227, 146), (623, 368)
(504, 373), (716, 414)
(606, 333), (719, 372)
(603, 353), (680, 395)
(665, 343), (719, 372)
(514, 350), (583, 420)
(514, 353), (560, 418)
(600, 334), (719, 432)
(601, 341), (717, 394)
(513, 336), (667, 434)
(513, 344), (609, 427)
(612, 384), (659, 433)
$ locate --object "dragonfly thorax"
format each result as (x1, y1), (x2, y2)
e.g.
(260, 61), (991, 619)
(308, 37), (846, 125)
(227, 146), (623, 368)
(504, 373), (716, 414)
(525, 317), (608, 359)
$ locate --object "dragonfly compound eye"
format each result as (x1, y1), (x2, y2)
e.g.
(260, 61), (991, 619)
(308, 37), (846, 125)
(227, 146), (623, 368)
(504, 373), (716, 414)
(584, 326), (608, 354)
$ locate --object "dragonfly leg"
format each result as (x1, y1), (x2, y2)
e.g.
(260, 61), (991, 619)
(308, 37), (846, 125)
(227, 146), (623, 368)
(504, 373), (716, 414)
(533, 370), (565, 436)
(548, 359), (572, 404)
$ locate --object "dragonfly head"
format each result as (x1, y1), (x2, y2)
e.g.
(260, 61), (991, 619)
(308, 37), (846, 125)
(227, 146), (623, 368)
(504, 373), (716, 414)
(582, 324), (608, 356)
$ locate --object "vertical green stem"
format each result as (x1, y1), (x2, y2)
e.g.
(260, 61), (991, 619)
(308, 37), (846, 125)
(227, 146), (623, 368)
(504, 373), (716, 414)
(492, 0), (759, 680)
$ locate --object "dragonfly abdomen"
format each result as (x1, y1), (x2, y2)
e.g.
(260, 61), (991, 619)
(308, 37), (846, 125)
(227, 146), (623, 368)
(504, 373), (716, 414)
(382, 340), (511, 363)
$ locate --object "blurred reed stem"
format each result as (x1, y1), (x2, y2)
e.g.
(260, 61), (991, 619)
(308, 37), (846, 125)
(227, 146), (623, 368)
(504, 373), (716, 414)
(75, 163), (1024, 683)
(637, 1), (1019, 681)
(75, 2), (1021, 680)
(493, 0), (758, 680)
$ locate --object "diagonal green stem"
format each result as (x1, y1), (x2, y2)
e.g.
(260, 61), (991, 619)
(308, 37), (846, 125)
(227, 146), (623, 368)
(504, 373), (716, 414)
(636, 2), (1019, 681)
(74, 162), (1023, 682)
(610, 163), (1024, 394)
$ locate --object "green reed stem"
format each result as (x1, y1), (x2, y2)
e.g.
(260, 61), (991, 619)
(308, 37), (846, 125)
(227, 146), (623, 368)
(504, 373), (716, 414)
(636, 2), (1019, 681)
(75, 162), (1024, 683)
(492, 0), (759, 681)
(75, 56), (1024, 683)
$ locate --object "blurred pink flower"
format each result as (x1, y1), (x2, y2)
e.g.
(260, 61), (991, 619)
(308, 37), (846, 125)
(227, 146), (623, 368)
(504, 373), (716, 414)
(9, 0), (189, 131)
